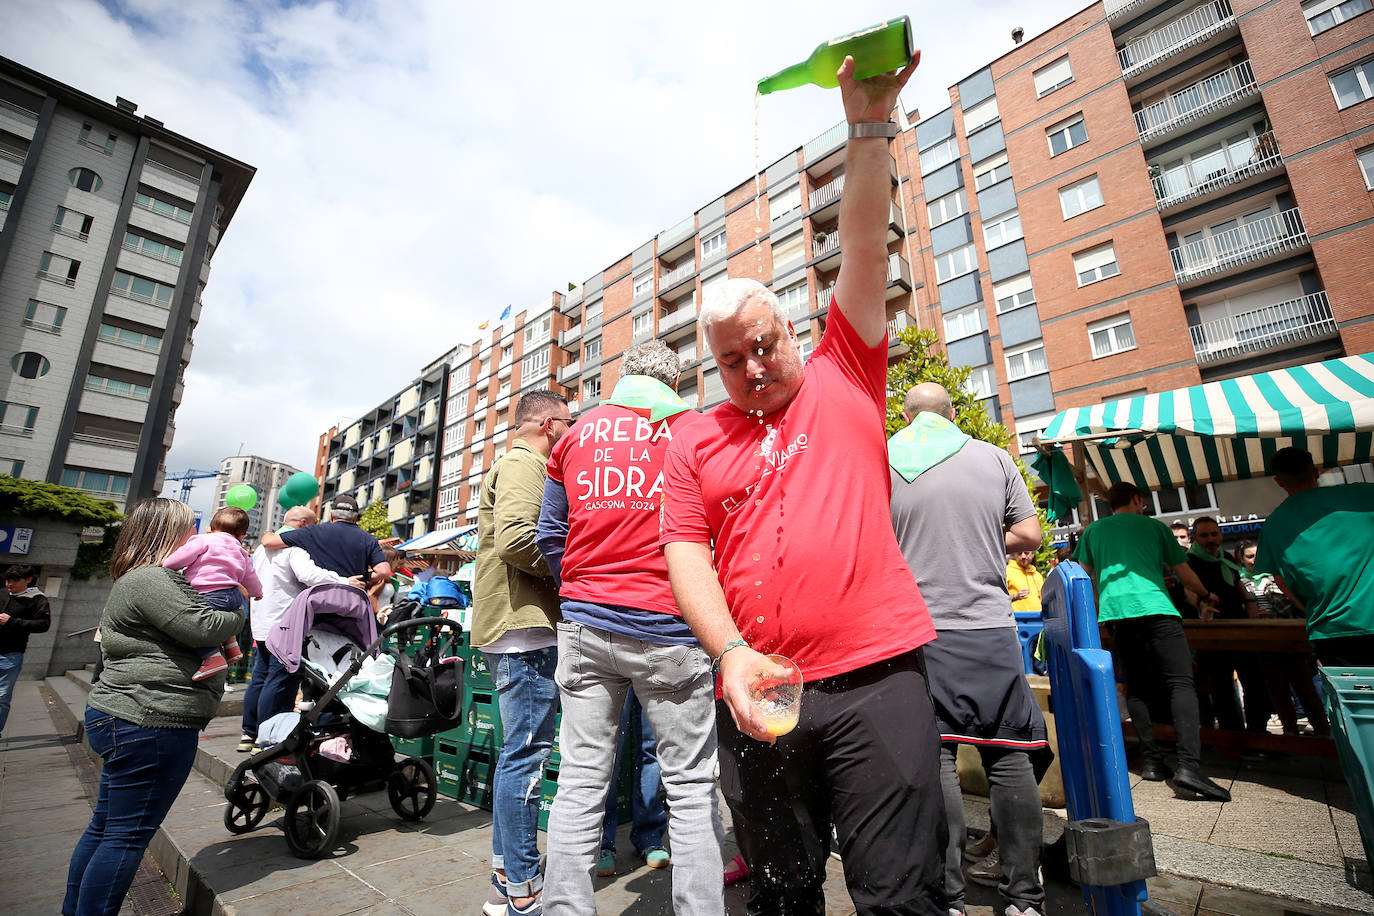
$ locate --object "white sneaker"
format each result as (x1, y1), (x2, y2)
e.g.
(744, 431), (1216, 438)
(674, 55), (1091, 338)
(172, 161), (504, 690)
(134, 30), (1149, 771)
(1005, 906), (1043, 916)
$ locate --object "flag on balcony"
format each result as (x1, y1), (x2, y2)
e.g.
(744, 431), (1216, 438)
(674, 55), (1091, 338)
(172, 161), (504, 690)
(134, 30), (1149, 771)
(1039, 353), (1374, 492)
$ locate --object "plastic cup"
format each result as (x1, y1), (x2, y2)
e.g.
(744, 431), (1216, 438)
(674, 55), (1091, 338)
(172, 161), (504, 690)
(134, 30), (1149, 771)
(748, 654), (803, 737)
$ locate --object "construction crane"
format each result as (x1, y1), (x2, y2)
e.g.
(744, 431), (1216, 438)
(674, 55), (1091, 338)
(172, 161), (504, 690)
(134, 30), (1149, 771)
(164, 468), (224, 503)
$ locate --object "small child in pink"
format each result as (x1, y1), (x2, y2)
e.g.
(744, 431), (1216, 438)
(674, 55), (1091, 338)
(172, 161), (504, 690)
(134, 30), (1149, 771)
(162, 506), (264, 681)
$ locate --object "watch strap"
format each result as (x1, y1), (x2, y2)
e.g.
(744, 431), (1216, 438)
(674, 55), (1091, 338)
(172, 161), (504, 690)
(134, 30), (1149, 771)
(849, 121), (899, 139)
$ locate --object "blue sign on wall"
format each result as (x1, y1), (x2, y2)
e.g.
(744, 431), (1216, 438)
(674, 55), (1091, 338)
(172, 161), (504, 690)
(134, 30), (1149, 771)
(0, 526), (34, 555)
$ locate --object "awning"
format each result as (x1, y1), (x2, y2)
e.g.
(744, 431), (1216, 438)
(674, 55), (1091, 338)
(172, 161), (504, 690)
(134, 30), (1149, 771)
(396, 524), (477, 552)
(1040, 353), (1374, 491)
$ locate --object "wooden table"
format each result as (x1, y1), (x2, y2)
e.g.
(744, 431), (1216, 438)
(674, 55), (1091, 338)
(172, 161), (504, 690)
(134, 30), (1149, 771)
(1101, 618), (1312, 653)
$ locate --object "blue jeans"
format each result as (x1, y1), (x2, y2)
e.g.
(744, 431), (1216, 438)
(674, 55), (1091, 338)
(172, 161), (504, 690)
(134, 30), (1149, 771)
(486, 647), (559, 897)
(601, 690), (667, 855)
(240, 639), (301, 740)
(0, 651), (23, 736)
(197, 588), (244, 660)
(64, 707), (200, 916)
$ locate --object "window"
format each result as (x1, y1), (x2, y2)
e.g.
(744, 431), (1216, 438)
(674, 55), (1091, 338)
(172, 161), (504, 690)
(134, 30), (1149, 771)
(993, 274), (1037, 313)
(112, 270), (174, 306)
(0, 458), (23, 476)
(1033, 56), (1074, 97)
(502, 344), (513, 362)
(38, 251), (79, 286)
(0, 402), (38, 435)
(1089, 314), (1137, 358)
(1073, 243), (1121, 286)
(701, 229), (727, 261)
(1015, 413), (1058, 456)
(927, 188), (968, 228)
(60, 468), (129, 496)
(11, 352), (50, 378)
(973, 152), (1011, 191)
(944, 305), (987, 341)
(79, 123), (117, 153)
(585, 300), (602, 325)
(1304, 0), (1371, 35)
(134, 188), (193, 223)
(935, 244), (978, 283)
(777, 280), (808, 316)
(1360, 146), (1374, 190)
(521, 345), (550, 376)
(1330, 58), (1374, 108)
(771, 231), (804, 273)
(123, 230), (183, 265)
(982, 210), (1023, 248)
(53, 207), (93, 240)
(524, 314), (551, 346)
(1059, 175), (1104, 219)
(964, 365), (996, 400)
(0, 185), (11, 210)
(633, 312), (653, 336)
(1047, 115), (1088, 156)
(1005, 340), (1048, 380)
(85, 374), (151, 400)
(633, 272), (653, 298)
(920, 136), (959, 175)
(67, 168), (102, 192)
(769, 183), (801, 221)
(24, 299), (66, 333)
(584, 338), (602, 363)
(963, 97), (1000, 133)
(583, 375), (602, 400)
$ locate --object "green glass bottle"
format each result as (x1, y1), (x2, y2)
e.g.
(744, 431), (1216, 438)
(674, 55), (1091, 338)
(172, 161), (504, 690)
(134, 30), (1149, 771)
(757, 16), (914, 95)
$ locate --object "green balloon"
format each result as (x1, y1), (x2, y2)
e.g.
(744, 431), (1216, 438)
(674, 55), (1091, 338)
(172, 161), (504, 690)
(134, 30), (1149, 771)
(281, 472), (319, 503)
(225, 484), (257, 510)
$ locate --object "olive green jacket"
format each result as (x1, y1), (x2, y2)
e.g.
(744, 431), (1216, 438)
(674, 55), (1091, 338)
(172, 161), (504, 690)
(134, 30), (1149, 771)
(88, 566), (244, 729)
(472, 440), (560, 647)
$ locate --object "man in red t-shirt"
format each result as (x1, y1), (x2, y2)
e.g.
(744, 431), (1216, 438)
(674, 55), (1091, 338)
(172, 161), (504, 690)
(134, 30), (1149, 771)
(660, 53), (947, 916)
(537, 342), (723, 915)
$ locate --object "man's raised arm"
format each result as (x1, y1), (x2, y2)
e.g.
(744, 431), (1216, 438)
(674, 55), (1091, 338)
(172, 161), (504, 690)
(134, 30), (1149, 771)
(833, 52), (919, 347)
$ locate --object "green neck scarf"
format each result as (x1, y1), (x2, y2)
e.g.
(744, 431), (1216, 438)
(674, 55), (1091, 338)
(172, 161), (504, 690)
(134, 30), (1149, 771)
(1187, 542), (1244, 586)
(604, 376), (691, 422)
(887, 413), (971, 483)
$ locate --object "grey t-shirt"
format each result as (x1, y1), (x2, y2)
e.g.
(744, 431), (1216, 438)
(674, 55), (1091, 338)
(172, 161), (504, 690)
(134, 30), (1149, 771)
(890, 438), (1037, 629)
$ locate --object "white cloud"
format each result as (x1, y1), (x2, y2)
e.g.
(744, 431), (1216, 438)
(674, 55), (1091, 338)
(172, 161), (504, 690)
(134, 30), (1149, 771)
(5, 0), (1089, 509)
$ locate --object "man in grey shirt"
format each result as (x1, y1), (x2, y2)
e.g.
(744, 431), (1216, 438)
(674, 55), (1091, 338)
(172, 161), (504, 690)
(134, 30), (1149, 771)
(889, 383), (1048, 916)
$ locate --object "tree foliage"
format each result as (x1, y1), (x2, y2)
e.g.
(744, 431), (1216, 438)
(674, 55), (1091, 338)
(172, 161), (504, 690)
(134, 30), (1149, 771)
(72, 525), (120, 580)
(885, 327), (1055, 570)
(358, 499), (391, 539)
(0, 475), (124, 527)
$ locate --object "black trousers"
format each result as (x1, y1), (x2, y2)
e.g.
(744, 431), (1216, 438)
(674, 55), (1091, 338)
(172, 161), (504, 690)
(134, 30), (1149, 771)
(717, 650), (948, 916)
(1109, 614), (1202, 770)
(1315, 634), (1374, 668)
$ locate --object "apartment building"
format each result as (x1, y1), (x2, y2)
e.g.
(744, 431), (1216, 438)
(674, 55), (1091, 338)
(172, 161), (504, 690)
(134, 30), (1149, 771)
(316, 348), (456, 540)
(212, 454), (301, 543)
(0, 57), (254, 510)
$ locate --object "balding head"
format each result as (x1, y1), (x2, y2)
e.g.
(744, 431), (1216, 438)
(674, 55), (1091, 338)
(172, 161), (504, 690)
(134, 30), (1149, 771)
(904, 383), (954, 422)
(283, 506), (317, 528)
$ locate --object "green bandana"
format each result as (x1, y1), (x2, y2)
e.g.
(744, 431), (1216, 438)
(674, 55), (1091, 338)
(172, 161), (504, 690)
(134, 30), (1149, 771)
(605, 376), (691, 422)
(1187, 542), (1244, 587)
(887, 413), (971, 483)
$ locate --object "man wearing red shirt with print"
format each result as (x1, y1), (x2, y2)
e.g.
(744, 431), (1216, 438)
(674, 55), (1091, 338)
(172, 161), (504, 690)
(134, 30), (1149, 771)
(660, 53), (946, 916)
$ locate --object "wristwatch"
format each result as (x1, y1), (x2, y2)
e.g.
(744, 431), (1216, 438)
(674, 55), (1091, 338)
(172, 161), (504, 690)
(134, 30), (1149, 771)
(849, 121), (899, 139)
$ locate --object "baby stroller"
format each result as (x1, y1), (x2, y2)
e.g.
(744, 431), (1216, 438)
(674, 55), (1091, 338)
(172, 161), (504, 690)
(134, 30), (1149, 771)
(222, 582), (465, 858)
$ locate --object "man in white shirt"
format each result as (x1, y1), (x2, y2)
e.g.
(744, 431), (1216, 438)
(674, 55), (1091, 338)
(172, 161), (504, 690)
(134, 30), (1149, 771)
(239, 506), (351, 751)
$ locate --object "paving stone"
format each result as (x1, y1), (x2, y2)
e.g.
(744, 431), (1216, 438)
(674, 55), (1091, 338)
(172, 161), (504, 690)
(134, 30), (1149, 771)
(221, 870), (386, 915)
(1148, 872), (1203, 913)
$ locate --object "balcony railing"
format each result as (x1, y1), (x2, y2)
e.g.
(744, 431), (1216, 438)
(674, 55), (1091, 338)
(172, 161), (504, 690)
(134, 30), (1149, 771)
(660, 260), (696, 289)
(887, 311), (916, 342)
(1135, 60), (1257, 144)
(1105, 0), (1157, 20)
(1191, 292), (1337, 363)
(818, 287), (834, 311)
(1151, 132), (1282, 210)
(1118, 0), (1235, 79)
(0, 98), (39, 123)
(1170, 206), (1307, 283)
(887, 252), (911, 285)
(558, 360), (581, 383)
(559, 323), (583, 347)
(658, 214), (695, 250)
(660, 303), (697, 331)
(809, 173), (846, 210)
(803, 121), (848, 164)
(72, 433), (139, 450)
(811, 232), (840, 259)
(0, 148), (25, 165)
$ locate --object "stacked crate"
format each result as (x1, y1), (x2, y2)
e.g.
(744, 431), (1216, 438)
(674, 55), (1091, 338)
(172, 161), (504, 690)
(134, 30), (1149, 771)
(434, 642), (500, 809)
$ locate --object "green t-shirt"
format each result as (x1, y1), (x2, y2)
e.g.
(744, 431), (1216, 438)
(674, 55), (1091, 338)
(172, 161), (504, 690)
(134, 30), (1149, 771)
(1075, 512), (1187, 623)
(1254, 483), (1374, 641)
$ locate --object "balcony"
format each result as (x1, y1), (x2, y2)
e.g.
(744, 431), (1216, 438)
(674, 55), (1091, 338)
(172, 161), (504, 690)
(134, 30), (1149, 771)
(818, 286), (835, 311)
(1170, 206), (1307, 284)
(809, 173), (846, 211)
(811, 231), (840, 260)
(660, 259), (696, 292)
(803, 121), (847, 172)
(1106, 0), (1166, 21)
(558, 360), (581, 384)
(887, 312), (917, 354)
(658, 214), (695, 252)
(660, 302), (698, 340)
(0, 98), (39, 140)
(1151, 131), (1283, 211)
(1135, 60), (1257, 145)
(559, 323), (583, 348)
(1118, 0), (1236, 81)
(886, 252), (913, 298)
(1191, 291), (1338, 364)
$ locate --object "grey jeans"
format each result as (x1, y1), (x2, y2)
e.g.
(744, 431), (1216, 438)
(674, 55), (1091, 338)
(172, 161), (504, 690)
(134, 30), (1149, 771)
(544, 621), (724, 916)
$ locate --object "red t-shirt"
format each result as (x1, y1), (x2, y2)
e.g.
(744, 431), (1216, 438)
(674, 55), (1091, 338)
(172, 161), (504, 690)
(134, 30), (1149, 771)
(659, 302), (934, 682)
(548, 403), (702, 615)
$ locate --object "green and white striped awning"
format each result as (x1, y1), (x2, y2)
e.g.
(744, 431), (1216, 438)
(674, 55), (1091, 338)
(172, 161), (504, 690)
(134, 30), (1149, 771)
(1040, 353), (1374, 491)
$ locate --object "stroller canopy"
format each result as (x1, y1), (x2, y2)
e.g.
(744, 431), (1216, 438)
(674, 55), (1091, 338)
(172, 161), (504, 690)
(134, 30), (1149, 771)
(266, 582), (378, 673)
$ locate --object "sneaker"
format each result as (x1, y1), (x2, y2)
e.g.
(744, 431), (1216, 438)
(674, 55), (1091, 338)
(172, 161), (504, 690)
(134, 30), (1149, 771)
(193, 653), (229, 682)
(222, 639), (244, 664)
(596, 851), (616, 877)
(507, 892), (541, 916)
(967, 848), (1003, 887)
(643, 847), (670, 869)
(237, 734), (256, 753)
(482, 874), (508, 916)
(1005, 907), (1043, 916)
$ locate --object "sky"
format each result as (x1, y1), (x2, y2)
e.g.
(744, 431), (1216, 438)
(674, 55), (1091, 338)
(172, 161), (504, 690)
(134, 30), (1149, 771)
(4, 0), (1091, 510)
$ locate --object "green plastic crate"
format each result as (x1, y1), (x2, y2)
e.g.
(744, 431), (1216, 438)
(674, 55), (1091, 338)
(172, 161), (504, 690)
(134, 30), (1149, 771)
(1321, 666), (1374, 868)
(434, 736), (466, 798)
(390, 734), (435, 759)
(434, 735), (497, 809)
(537, 717), (636, 832)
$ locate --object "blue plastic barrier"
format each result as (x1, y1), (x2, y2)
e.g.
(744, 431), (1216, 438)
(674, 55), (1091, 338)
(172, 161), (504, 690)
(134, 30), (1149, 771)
(1014, 611), (1045, 675)
(1041, 560), (1153, 916)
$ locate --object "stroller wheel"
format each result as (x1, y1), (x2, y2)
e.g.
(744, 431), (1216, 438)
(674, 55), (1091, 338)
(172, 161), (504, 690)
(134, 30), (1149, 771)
(283, 779), (341, 859)
(223, 779), (271, 834)
(388, 755), (437, 821)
